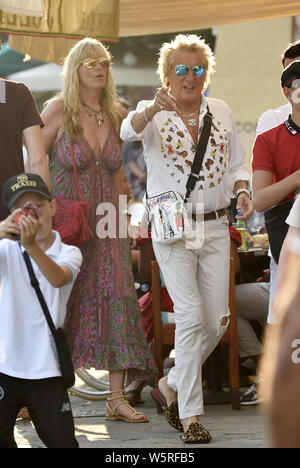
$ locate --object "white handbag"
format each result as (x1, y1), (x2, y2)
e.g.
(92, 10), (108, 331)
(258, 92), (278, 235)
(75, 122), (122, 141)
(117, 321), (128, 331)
(145, 190), (186, 244)
(145, 108), (212, 245)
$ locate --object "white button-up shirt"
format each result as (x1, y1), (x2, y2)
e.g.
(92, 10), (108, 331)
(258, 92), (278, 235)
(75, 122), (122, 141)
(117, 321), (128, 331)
(121, 96), (250, 212)
(0, 231), (82, 380)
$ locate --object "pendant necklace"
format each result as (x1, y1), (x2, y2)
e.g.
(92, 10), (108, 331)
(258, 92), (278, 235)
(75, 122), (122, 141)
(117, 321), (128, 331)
(176, 106), (200, 127)
(83, 103), (105, 127)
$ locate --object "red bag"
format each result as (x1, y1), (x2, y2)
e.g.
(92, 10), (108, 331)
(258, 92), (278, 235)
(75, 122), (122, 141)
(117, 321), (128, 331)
(53, 198), (92, 248)
(53, 145), (93, 247)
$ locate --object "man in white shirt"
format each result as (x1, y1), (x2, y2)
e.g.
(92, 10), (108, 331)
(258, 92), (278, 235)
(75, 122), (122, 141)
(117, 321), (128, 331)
(121, 34), (252, 443)
(0, 173), (82, 448)
(256, 41), (300, 136)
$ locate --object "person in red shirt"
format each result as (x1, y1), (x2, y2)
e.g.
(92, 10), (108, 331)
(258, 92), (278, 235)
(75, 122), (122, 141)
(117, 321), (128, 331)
(252, 60), (300, 276)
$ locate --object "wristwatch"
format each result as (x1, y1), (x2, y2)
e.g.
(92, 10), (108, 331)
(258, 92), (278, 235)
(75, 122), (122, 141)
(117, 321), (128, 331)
(235, 188), (251, 199)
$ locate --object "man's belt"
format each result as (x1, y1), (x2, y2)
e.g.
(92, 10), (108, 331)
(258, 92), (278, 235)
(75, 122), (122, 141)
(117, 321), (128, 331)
(192, 209), (226, 222)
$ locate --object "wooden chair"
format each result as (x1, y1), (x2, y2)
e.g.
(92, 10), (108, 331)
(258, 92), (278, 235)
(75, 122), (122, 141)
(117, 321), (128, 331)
(151, 256), (241, 411)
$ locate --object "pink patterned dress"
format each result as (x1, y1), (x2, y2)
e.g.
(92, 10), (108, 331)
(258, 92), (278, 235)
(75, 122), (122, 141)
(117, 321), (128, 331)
(49, 126), (156, 379)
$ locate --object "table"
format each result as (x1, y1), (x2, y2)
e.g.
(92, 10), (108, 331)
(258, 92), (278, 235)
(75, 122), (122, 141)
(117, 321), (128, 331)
(238, 247), (270, 283)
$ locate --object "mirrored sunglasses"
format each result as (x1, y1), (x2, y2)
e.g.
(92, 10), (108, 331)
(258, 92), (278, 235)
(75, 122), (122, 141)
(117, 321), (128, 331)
(82, 58), (110, 69)
(175, 64), (205, 77)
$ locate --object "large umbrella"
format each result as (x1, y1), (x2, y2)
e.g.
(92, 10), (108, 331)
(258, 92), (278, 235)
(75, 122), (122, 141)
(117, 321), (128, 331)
(7, 62), (160, 90)
(2, 1), (300, 63)
(0, 41), (43, 76)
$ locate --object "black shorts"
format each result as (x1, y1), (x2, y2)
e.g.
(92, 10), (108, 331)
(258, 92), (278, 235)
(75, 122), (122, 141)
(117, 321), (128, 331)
(0, 372), (78, 448)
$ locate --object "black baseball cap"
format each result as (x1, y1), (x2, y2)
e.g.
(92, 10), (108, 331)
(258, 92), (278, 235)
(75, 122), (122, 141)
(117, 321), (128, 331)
(281, 60), (300, 88)
(2, 173), (52, 209)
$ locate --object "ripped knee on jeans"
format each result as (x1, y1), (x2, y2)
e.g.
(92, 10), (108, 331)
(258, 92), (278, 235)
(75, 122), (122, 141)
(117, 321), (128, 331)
(220, 315), (230, 328)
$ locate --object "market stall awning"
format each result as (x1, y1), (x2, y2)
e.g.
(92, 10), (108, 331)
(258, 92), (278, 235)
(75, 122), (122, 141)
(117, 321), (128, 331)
(0, 0), (45, 16)
(0, 0), (119, 41)
(2, 0), (300, 63)
(119, 0), (300, 36)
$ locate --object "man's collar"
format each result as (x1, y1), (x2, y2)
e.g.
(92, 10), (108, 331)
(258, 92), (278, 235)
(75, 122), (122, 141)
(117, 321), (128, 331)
(284, 114), (300, 135)
(200, 94), (208, 116)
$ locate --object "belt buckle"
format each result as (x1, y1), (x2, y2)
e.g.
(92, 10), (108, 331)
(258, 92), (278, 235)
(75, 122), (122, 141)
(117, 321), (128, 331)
(214, 210), (219, 220)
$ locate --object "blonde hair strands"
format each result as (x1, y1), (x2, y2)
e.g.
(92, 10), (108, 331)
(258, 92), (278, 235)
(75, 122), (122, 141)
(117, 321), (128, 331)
(59, 38), (122, 140)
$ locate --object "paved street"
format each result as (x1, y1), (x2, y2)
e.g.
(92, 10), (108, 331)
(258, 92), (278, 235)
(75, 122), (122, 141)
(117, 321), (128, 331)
(15, 381), (268, 449)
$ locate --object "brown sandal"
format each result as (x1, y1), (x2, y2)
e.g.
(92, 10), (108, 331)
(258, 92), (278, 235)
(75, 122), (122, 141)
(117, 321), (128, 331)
(106, 390), (148, 423)
(125, 389), (145, 406)
(181, 422), (212, 444)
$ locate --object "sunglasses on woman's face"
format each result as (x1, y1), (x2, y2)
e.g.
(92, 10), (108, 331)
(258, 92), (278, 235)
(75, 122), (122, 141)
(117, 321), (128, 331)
(81, 57), (110, 69)
(175, 64), (205, 77)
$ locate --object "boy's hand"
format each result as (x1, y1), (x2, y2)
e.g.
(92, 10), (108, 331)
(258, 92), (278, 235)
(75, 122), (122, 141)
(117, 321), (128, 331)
(0, 210), (21, 240)
(18, 214), (38, 249)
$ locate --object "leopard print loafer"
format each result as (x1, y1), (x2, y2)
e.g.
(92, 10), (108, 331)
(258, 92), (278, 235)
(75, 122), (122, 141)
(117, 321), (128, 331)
(163, 401), (183, 432)
(181, 422), (212, 444)
(151, 389), (183, 432)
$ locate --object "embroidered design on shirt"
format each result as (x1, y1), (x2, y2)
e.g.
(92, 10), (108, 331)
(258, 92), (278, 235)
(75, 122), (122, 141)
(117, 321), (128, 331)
(0, 387), (4, 401)
(159, 114), (229, 191)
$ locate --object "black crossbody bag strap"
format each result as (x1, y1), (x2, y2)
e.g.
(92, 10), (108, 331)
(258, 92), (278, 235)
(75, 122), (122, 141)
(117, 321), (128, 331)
(20, 245), (57, 336)
(184, 106), (212, 203)
(19, 243), (75, 389)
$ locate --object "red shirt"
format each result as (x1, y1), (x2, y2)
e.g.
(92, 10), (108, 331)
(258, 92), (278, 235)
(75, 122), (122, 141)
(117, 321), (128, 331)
(252, 119), (300, 201)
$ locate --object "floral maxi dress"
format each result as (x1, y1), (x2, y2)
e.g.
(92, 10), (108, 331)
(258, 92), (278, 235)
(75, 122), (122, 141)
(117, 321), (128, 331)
(49, 126), (156, 379)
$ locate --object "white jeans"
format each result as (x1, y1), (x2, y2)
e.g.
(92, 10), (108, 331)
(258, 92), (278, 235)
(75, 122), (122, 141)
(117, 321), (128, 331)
(267, 255), (278, 324)
(153, 216), (230, 419)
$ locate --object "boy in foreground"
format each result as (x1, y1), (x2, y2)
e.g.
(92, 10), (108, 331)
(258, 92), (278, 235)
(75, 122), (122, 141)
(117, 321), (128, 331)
(0, 173), (82, 448)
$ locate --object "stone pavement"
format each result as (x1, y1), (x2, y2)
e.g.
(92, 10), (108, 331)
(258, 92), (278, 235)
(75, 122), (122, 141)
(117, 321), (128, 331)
(15, 381), (269, 449)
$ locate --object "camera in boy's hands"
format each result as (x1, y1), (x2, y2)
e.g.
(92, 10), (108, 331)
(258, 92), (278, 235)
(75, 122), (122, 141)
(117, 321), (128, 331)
(12, 201), (41, 240)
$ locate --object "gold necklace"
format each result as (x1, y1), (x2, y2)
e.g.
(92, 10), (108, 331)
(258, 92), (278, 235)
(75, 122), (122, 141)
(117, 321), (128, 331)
(176, 106), (200, 127)
(83, 103), (105, 127)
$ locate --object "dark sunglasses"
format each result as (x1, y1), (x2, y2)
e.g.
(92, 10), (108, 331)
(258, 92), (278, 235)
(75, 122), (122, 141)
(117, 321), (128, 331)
(175, 64), (205, 77)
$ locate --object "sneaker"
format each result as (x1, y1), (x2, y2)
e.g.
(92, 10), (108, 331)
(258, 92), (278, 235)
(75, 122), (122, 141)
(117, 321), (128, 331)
(240, 380), (264, 406)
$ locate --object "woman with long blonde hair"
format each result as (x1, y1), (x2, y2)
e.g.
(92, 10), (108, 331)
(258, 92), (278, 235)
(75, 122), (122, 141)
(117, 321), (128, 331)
(42, 38), (155, 424)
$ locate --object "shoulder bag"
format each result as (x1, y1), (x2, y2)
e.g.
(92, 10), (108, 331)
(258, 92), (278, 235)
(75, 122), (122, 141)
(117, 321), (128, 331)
(145, 108), (212, 244)
(53, 144), (93, 248)
(264, 199), (294, 264)
(21, 247), (75, 389)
